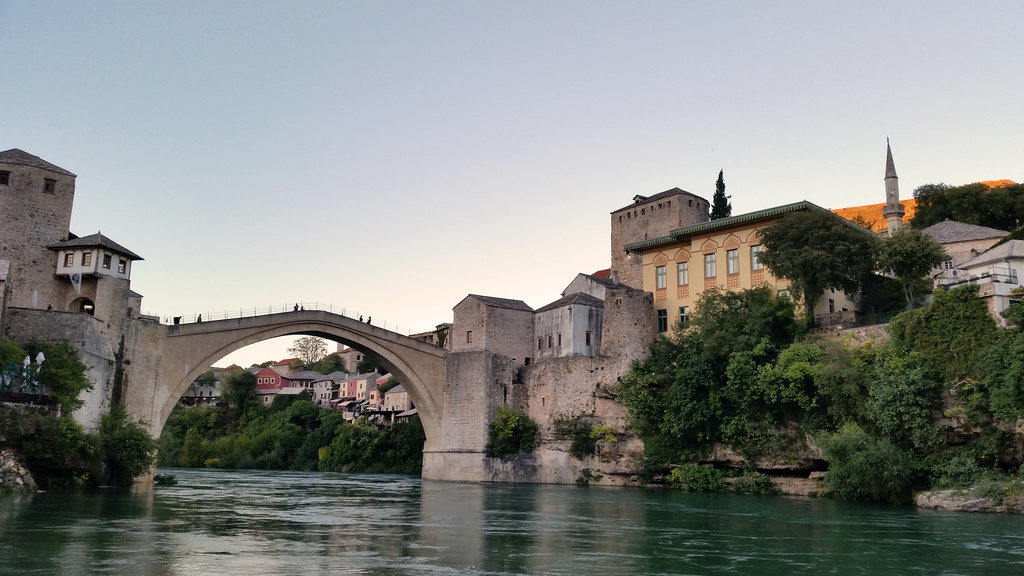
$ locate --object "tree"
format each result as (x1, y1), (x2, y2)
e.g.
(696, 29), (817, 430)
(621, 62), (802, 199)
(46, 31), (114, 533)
(287, 337), (327, 368)
(710, 169), (731, 220)
(912, 182), (1024, 231)
(756, 209), (879, 319)
(99, 404), (158, 485)
(220, 369), (259, 422)
(26, 341), (92, 412)
(357, 356), (386, 375)
(877, 228), (947, 310)
(311, 354), (346, 374)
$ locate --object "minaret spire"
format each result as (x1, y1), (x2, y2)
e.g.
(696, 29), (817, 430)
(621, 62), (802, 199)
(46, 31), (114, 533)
(881, 138), (904, 235)
(885, 138), (897, 179)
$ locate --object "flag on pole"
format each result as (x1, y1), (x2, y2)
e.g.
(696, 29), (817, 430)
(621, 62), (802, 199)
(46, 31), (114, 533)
(70, 273), (81, 295)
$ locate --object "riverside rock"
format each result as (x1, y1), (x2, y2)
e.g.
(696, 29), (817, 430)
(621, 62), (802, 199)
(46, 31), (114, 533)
(0, 448), (37, 492)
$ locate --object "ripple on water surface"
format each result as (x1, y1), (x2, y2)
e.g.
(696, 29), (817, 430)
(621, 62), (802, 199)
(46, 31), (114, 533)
(2, 469), (1024, 575)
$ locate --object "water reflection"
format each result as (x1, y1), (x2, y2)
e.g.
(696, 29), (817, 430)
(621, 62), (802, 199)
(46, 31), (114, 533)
(1, 469), (1024, 575)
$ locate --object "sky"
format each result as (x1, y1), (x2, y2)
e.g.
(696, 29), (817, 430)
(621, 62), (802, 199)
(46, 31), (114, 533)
(2, 1), (1022, 368)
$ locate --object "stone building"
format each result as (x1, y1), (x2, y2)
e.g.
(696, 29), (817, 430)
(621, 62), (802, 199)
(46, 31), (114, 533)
(1, 149), (156, 429)
(923, 219), (1009, 272)
(610, 188), (710, 289)
(625, 201), (861, 334)
(435, 270), (655, 484)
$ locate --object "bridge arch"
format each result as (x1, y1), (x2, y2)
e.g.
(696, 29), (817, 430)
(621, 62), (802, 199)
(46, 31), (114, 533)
(149, 310), (447, 453)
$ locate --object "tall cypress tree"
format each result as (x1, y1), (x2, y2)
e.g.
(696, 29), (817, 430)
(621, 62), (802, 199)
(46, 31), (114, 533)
(710, 169), (732, 220)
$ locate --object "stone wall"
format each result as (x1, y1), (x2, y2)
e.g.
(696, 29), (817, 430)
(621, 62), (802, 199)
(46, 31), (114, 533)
(483, 285), (656, 485)
(610, 190), (710, 289)
(0, 158), (76, 312)
(5, 308), (117, 431)
(121, 316), (167, 435)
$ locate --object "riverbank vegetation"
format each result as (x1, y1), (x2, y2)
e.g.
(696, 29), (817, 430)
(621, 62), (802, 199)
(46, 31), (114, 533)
(157, 370), (424, 475)
(619, 284), (1024, 504)
(0, 339), (156, 489)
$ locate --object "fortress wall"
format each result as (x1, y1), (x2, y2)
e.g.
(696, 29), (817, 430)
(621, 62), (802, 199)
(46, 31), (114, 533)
(5, 308), (116, 431)
(121, 317), (166, 434)
(482, 285), (656, 485)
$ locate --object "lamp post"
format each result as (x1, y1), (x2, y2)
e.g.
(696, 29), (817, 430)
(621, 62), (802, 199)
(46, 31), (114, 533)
(20, 353), (44, 395)
(35, 352), (45, 396)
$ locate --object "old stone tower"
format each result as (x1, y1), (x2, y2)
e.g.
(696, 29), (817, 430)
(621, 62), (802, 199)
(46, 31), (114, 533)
(1, 149), (153, 429)
(610, 188), (710, 288)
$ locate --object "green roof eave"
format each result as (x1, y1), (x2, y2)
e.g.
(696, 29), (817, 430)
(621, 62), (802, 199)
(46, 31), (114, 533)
(623, 235), (677, 253)
(622, 200), (872, 254)
(668, 201), (825, 240)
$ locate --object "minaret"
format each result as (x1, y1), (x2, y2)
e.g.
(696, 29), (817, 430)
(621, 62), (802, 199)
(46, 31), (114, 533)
(881, 139), (904, 235)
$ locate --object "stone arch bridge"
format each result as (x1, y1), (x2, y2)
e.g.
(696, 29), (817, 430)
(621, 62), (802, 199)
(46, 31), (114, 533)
(124, 309), (460, 478)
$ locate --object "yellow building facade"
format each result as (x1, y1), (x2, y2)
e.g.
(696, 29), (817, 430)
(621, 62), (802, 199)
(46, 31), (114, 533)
(625, 201), (859, 333)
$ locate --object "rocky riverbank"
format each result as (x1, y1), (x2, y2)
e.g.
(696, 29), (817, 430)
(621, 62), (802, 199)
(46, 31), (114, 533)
(0, 448), (36, 493)
(916, 489), (1024, 514)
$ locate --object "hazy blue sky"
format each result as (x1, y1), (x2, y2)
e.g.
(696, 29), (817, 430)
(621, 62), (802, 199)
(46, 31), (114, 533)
(3, 1), (1021, 367)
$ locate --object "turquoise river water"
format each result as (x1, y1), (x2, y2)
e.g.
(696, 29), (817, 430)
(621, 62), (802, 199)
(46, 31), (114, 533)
(1, 468), (1023, 575)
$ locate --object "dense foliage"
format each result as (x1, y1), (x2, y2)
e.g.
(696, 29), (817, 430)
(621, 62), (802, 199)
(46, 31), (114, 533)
(619, 284), (1024, 504)
(485, 406), (538, 458)
(757, 210), (878, 317)
(0, 339), (155, 489)
(99, 404), (158, 485)
(877, 228), (948, 309)
(912, 182), (1024, 231)
(157, 387), (424, 475)
(25, 341), (93, 412)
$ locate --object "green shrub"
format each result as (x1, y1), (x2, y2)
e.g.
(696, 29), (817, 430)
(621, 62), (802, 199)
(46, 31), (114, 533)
(931, 455), (985, 490)
(822, 424), (914, 504)
(553, 415), (597, 458)
(99, 404), (157, 485)
(485, 406), (538, 458)
(730, 471), (779, 495)
(668, 464), (727, 492)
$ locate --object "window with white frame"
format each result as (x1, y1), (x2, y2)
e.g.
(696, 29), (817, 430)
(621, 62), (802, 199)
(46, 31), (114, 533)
(704, 253), (716, 278)
(679, 306), (690, 328)
(727, 249), (739, 274)
(655, 265), (667, 289)
(751, 245), (764, 270)
(677, 261), (688, 286)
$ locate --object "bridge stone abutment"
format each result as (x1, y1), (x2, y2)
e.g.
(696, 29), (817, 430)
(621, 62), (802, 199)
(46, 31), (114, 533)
(131, 310), (450, 463)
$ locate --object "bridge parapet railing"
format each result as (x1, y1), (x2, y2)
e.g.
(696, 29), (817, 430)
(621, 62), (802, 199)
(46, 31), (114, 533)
(152, 303), (415, 335)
